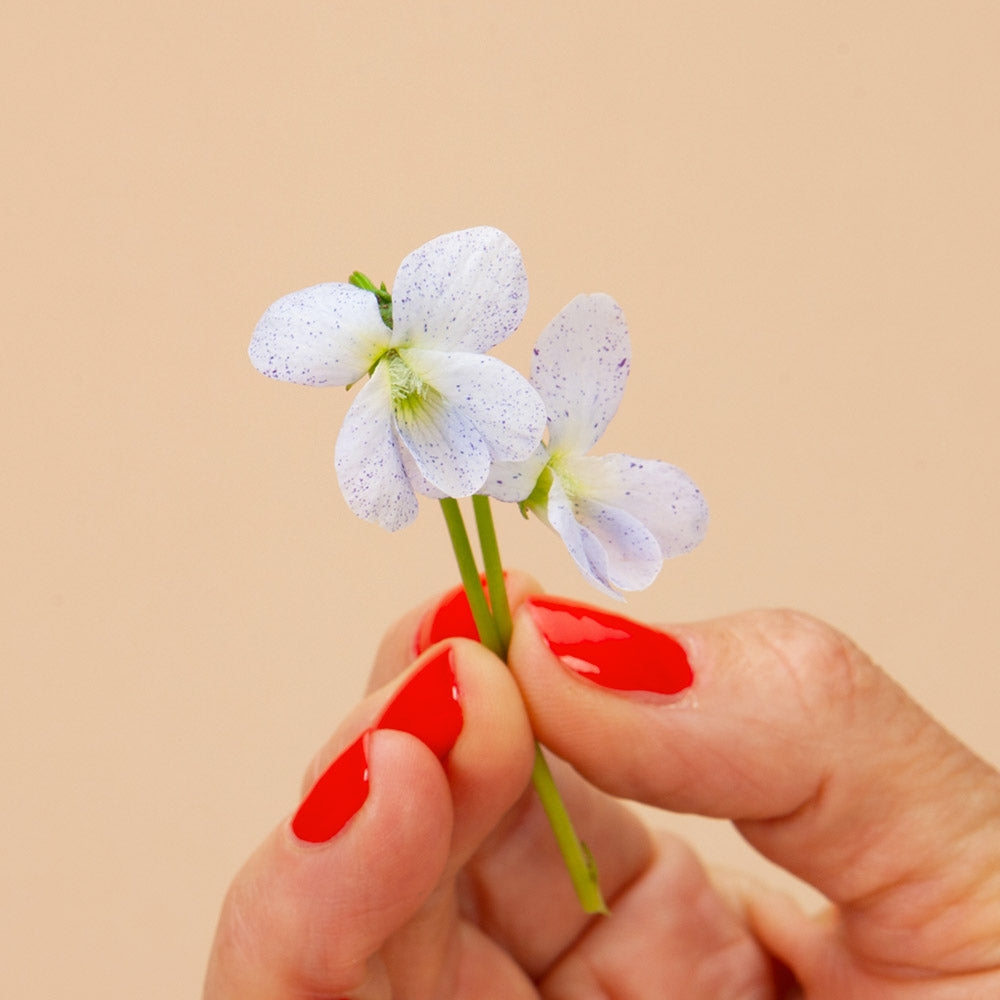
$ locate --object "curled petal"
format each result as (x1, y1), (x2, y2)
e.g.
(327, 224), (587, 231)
(481, 445), (549, 503)
(334, 366), (418, 531)
(392, 388), (492, 498)
(572, 453), (709, 556)
(531, 294), (630, 453)
(572, 497), (664, 591)
(545, 479), (622, 599)
(403, 349), (547, 462)
(250, 283), (390, 386)
(390, 228), (528, 354)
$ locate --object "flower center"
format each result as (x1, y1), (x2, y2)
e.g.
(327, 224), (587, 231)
(381, 349), (441, 416)
(549, 451), (586, 501)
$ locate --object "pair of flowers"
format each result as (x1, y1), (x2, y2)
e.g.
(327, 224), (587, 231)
(249, 227), (707, 597)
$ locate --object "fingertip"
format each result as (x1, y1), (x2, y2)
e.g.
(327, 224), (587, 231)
(509, 601), (843, 819)
(441, 637), (537, 863)
(346, 728), (455, 886)
(500, 568), (546, 605)
(508, 595), (681, 786)
(208, 729), (454, 999)
(334, 636), (537, 873)
(290, 727), (454, 854)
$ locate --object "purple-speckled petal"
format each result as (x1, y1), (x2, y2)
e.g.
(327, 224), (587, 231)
(571, 496), (663, 591)
(397, 442), (447, 499)
(390, 228), (528, 353)
(544, 478), (622, 599)
(570, 453), (709, 557)
(334, 365), (418, 531)
(531, 294), (630, 454)
(392, 384), (492, 498)
(250, 283), (390, 386)
(402, 349), (546, 463)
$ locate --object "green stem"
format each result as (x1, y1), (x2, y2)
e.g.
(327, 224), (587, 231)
(438, 498), (501, 656)
(532, 746), (610, 914)
(471, 495), (513, 655)
(438, 496), (608, 915)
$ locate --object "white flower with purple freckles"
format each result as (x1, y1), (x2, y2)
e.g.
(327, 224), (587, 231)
(486, 293), (708, 597)
(249, 227), (547, 531)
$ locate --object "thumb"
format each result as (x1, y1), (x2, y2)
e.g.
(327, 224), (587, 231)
(508, 596), (1000, 979)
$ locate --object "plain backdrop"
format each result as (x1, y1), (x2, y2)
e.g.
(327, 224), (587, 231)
(3, 2), (999, 996)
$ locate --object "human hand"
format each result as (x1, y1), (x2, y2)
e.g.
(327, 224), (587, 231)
(203, 573), (1000, 998)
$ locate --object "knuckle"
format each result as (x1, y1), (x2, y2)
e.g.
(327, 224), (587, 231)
(751, 608), (876, 720)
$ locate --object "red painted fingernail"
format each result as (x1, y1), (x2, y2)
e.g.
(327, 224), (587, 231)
(291, 731), (371, 843)
(414, 576), (499, 654)
(376, 645), (463, 760)
(524, 596), (693, 695)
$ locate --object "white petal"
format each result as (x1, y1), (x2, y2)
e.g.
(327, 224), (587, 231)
(531, 293), (630, 454)
(398, 444), (447, 500)
(392, 385), (492, 498)
(544, 479), (622, 599)
(573, 453), (709, 556)
(250, 283), (390, 386)
(390, 227), (528, 353)
(402, 349), (547, 461)
(572, 497), (664, 591)
(334, 366), (418, 531)
(480, 445), (549, 503)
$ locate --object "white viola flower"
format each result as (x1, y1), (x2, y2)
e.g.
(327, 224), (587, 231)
(249, 227), (547, 531)
(486, 293), (708, 598)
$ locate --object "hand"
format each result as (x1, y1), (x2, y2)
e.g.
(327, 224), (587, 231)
(203, 573), (1000, 998)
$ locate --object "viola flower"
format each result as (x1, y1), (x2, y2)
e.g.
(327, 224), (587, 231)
(486, 293), (708, 597)
(249, 227), (547, 531)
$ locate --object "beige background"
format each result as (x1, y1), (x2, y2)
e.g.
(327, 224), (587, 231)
(3, 2), (998, 995)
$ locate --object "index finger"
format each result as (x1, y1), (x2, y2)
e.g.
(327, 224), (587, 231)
(508, 598), (1000, 980)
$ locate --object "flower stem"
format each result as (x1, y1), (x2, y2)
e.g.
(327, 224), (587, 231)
(442, 496), (608, 916)
(438, 498), (501, 656)
(471, 494), (513, 654)
(532, 745), (610, 914)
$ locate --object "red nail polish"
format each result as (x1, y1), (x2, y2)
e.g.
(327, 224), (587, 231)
(291, 731), (371, 843)
(414, 582), (479, 654)
(525, 596), (693, 695)
(413, 574), (504, 654)
(376, 646), (463, 760)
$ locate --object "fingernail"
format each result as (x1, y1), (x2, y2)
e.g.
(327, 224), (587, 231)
(524, 595), (693, 695)
(414, 576), (498, 654)
(291, 731), (371, 843)
(376, 645), (463, 760)
(291, 650), (463, 844)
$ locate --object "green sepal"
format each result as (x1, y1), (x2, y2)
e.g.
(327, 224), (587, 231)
(348, 271), (393, 329)
(518, 463), (553, 519)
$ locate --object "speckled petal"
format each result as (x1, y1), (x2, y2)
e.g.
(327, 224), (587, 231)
(334, 365), (418, 531)
(398, 444), (447, 500)
(392, 385), (492, 498)
(572, 453), (709, 556)
(545, 478), (622, 599)
(390, 228), (528, 353)
(572, 496), (664, 591)
(481, 445), (549, 503)
(530, 293), (630, 453)
(402, 349), (546, 462)
(249, 283), (390, 386)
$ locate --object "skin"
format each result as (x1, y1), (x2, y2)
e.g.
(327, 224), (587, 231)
(203, 572), (1000, 998)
